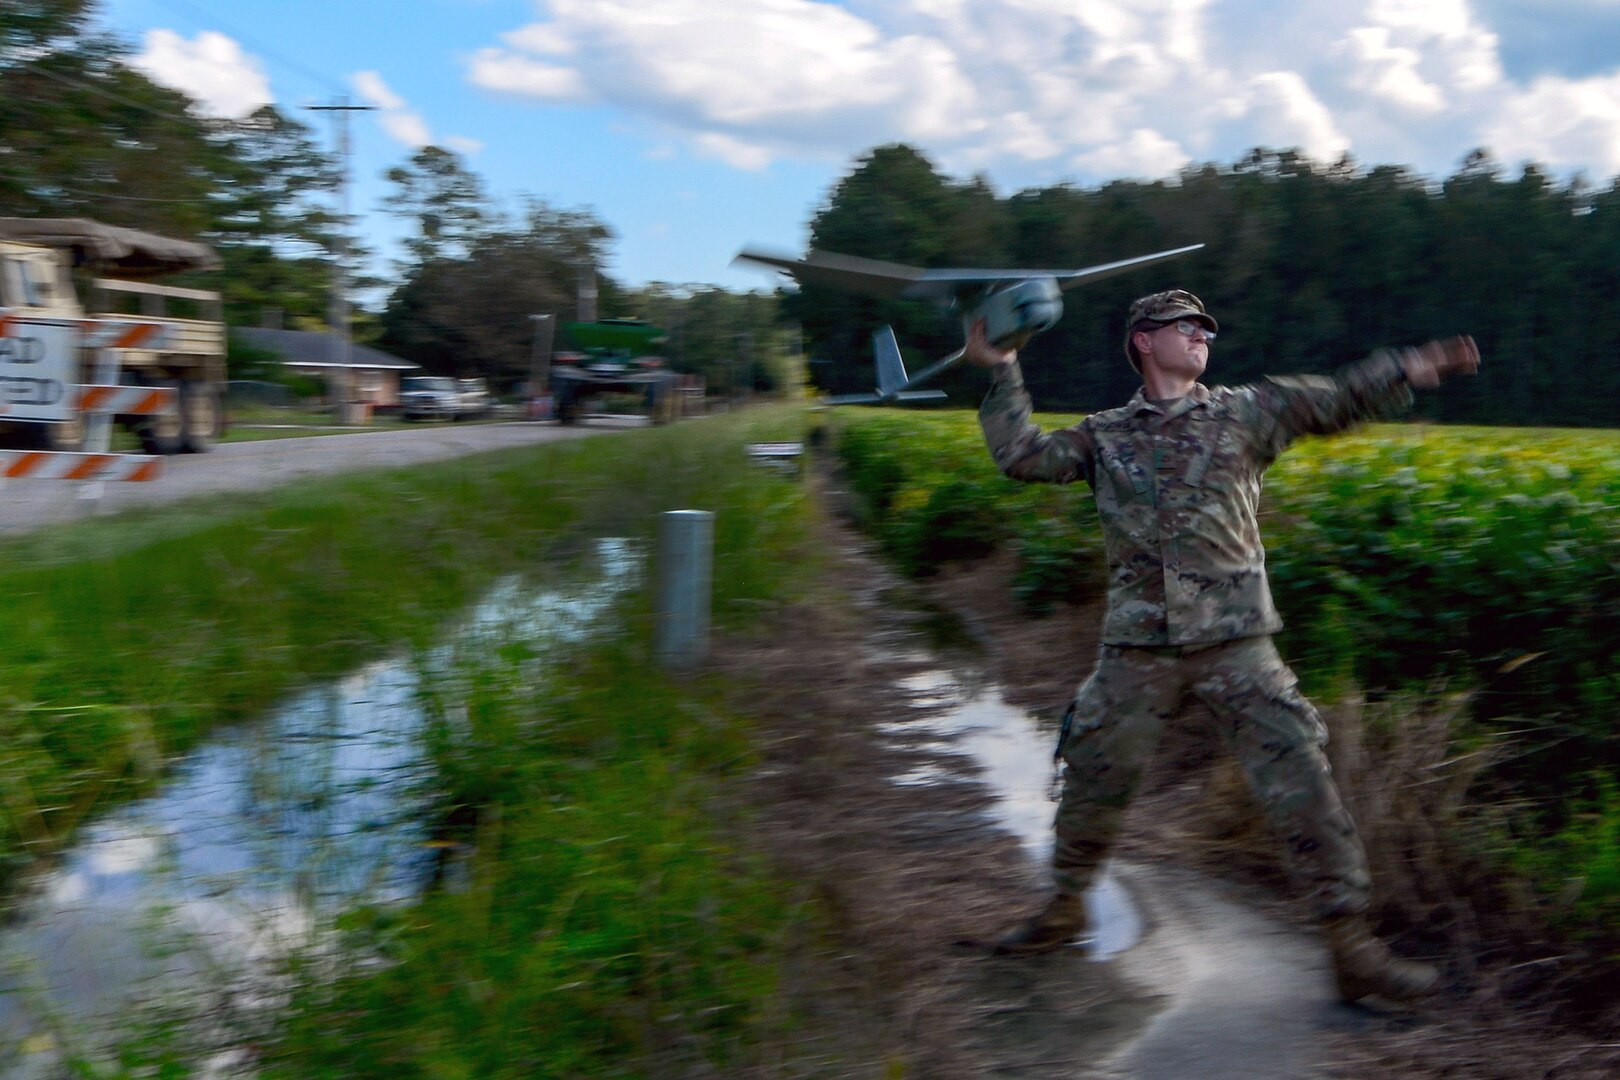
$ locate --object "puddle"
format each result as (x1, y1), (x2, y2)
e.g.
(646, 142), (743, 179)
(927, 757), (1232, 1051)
(0, 538), (640, 1071)
(879, 660), (1142, 961)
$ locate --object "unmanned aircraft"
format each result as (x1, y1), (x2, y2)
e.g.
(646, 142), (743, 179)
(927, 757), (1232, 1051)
(733, 242), (1204, 404)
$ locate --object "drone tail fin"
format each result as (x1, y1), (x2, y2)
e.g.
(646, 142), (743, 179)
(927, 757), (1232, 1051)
(822, 327), (948, 406)
(873, 325), (910, 397)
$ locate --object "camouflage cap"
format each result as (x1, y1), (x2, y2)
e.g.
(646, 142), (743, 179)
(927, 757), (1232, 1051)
(1123, 289), (1218, 370)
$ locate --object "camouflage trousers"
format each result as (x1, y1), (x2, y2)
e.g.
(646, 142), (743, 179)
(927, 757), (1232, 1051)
(1051, 635), (1371, 918)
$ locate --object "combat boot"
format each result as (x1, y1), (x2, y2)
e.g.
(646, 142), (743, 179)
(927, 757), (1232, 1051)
(993, 892), (1088, 955)
(1325, 915), (1439, 1004)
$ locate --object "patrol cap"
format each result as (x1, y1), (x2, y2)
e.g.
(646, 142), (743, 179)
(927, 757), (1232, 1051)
(1123, 289), (1218, 371)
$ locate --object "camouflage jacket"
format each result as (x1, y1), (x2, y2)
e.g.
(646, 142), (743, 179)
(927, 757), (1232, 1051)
(979, 351), (1414, 646)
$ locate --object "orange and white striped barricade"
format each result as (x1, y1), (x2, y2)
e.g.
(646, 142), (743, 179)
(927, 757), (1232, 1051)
(74, 384), (177, 418)
(78, 319), (174, 353)
(0, 311), (175, 507)
(0, 312), (175, 427)
(0, 450), (162, 482)
(77, 319), (177, 506)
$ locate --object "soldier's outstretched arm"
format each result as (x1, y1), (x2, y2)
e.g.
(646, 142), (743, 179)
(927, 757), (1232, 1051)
(971, 318), (1095, 485)
(1398, 335), (1481, 389)
(1252, 334), (1481, 456)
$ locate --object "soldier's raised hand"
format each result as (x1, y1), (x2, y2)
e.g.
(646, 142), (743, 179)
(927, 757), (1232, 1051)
(965, 317), (1018, 369)
(1400, 335), (1481, 388)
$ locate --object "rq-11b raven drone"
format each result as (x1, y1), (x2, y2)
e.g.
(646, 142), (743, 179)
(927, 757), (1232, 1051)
(734, 242), (1204, 404)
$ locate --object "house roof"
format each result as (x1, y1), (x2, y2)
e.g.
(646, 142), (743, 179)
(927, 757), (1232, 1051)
(233, 327), (418, 370)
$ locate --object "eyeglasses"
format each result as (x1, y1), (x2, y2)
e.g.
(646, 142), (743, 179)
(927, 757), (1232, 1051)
(1159, 319), (1215, 342)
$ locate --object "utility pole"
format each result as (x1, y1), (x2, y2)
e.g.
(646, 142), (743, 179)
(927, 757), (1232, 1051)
(309, 98), (375, 424)
(575, 260), (597, 323)
(528, 312), (554, 416)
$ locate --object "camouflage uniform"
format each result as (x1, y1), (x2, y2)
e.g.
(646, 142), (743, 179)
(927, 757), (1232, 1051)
(978, 295), (1414, 918)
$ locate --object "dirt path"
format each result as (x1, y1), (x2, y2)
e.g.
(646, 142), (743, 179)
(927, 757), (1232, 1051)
(709, 474), (1442, 1078)
(1104, 863), (1375, 1080)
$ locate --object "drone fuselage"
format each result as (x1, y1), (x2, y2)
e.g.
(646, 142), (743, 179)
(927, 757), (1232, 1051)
(968, 277), (1064, 349)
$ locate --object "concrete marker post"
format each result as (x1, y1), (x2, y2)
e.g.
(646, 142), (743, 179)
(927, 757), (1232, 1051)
(656, 509), (713, 669)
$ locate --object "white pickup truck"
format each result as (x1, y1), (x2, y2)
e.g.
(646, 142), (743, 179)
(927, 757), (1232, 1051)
(400, 375), (490, 422)
(0, 217), (226, 453)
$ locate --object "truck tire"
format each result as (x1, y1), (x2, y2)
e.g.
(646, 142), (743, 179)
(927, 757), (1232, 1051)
(179, 380), (222, 453)
(135, 380), (183, 455)
(38, 413), (86, 452)
(555, 385), (580, 424)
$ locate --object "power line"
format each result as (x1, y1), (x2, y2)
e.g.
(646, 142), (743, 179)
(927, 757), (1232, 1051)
(23, 61), (196, 126)
(58, 186), (219, 204)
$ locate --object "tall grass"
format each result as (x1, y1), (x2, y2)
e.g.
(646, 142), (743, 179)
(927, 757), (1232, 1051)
(251, 636), (798, 1077)
(7, 408), (834, 1075)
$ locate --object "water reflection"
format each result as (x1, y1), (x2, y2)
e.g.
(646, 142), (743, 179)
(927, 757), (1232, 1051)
(880, 659), (1142, 961)
(0, 538), (639, 1071)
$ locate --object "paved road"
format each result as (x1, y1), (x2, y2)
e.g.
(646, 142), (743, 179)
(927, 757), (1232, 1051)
(0, 419), (640, 535)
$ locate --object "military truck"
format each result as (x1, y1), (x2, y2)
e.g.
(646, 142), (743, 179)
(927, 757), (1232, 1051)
(0, 217), (226, 453)
(550, 318), (680, 425)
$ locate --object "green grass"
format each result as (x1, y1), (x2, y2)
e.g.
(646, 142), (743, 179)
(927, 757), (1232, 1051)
(5, 405), (833, 1076)
(0, 407), (817, 891)
(254, 637), (797, 1078)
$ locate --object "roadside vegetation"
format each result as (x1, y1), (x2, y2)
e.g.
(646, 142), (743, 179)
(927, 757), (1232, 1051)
(1, 408), (837, 1077)
(833, 407), (1620, 1017)
(7, 398), (1617, 1074)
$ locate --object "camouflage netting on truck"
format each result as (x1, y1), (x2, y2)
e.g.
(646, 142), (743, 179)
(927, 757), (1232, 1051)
(0, 218), (220, 279)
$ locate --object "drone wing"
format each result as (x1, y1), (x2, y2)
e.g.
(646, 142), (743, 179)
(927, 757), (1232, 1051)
(1047, 243), (1207, 293)
(733, 243), (1205, 303)
(732, 247), (926, 299)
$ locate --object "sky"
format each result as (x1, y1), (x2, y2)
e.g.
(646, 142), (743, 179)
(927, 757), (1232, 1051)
(95, 0), (1620, 298)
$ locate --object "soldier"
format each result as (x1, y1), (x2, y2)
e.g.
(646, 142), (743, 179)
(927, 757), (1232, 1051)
(966, 289), (1480, 1004)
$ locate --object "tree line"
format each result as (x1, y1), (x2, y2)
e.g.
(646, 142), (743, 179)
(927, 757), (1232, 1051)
(0, 1), (789, 397)
(12, 2), (1618, 421)
(375, 146), (793, 395)
(1, 0), (341, 329)
(792, 144), (1620, 427)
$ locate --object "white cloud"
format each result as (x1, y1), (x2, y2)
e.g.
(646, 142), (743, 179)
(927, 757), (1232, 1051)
(467, 0), (974, 153)
(381, 111), (433, 147)
(353, 70), (406, 112)
(353, 70), (479, 155)
(467, 48), (588, 100)
(1243, 72), (1351, 164)
(694, 132), (774, 170)
(443, 134), (486, 155)
(131, 29), (272, 118)
(1336, 27), (1446, 114)
(463, 0), (1620, 182)
(1072, 128), (1189, 178)
(1484, 70), (1620, 174)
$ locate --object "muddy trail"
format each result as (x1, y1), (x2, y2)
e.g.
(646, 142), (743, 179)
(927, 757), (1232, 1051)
(705, 473), (1616, 1079)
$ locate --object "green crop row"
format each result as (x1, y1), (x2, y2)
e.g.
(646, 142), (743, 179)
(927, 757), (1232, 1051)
(1265, 426), (1620, 718)
(834, 410), (1619, 720)
(833, 409), (1106, 609)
